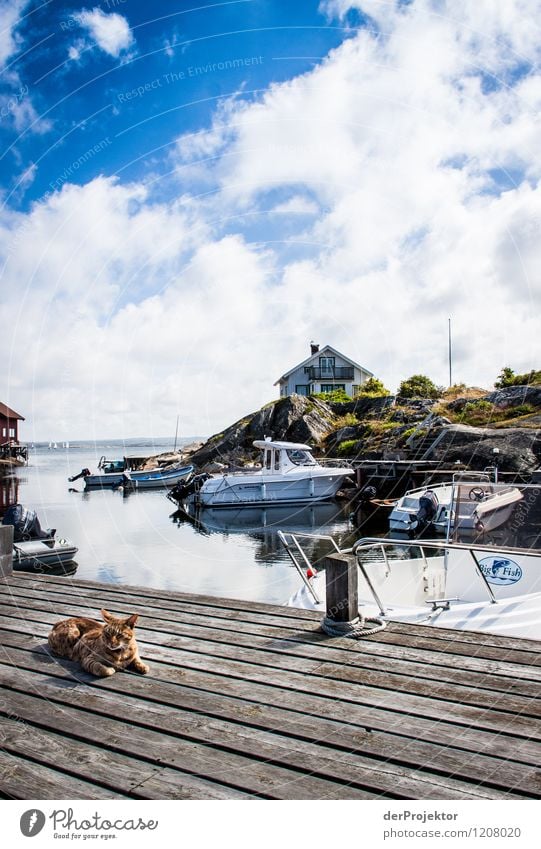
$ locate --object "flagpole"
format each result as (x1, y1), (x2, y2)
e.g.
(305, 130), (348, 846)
(448, 317), (452, 387)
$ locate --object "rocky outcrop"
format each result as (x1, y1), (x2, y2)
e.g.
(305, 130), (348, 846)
(430, 424), (541, 472)
(448, 384), (541, 412)
(187, 394), (336, 469)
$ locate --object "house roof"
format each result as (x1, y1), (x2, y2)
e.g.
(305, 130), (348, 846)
(0, 402), (25, 420)
(274, 345), (373, 385)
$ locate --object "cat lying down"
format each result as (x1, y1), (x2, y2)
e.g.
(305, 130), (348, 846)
(48, 609), (150, 677)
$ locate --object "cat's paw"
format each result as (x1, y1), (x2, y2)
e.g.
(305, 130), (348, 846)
(101, 666), (116, 677)
(135, 663), (150, 675)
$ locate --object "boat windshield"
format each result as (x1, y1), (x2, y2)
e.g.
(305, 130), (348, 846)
(286, 449), (317, 466)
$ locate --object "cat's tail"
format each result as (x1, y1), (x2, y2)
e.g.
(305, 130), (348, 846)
(47, 620), (83, 658)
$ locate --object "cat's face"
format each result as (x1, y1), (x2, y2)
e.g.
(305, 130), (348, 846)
(100, 610), (138, 653)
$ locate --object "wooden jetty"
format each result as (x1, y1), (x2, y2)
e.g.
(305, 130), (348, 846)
(0, 557), (540, 801)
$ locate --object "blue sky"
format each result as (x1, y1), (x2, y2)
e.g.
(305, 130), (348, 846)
(3, 1), (356, 207)
(1, 0), (540, 440)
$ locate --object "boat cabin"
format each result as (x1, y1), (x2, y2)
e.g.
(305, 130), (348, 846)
(253, 439), (318, 474)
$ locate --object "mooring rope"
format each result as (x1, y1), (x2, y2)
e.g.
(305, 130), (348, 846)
(320, 614), (387, 639)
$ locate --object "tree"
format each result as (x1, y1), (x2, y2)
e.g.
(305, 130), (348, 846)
(356, 377), (389, 396)
(398, 374), (439, 399)
(494, 367), (516, 388)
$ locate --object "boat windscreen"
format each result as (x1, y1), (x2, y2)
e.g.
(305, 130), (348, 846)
(286, 449), (317, 466)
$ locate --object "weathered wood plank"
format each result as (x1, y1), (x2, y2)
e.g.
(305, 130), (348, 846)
(2, 631), (540, 770)
(0, 690), (378, 801)
(1, 573), (540, 801)
(2, 599), (540, 701)
(2, 580), (540, 670)
(0, 749), (127, 800)
(0, 714), (251, 800)
(1, 606), (539, 718)
(5, 572), (317, 620)
(0, 661), (531, 799)
(2, 586), (540, 686)
(6, 573), (541, 652)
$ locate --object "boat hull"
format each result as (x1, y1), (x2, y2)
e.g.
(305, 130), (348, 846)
(85, 464), (194, 489)
(13, 539), (78, 570)
(193, 469), (352, 507)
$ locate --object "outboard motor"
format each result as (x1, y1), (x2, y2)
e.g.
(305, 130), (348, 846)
(68, 468), (90, 483)
(358, 484), (377, 505)
(167, 473), (210, 505)
(410, 490), (439, 536)
(2, 503), (56, 542)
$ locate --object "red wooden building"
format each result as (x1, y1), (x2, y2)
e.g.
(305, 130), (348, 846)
(0, 402), (25, 445)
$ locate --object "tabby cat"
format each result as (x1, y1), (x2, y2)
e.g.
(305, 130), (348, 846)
(48, 609), (150, 677)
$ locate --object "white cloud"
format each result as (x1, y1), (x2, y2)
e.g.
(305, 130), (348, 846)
(270, 196), (320, 216)
(3, 0), (541, 439)
(74, 7), (135, 58)
(0, 0), (29, 68)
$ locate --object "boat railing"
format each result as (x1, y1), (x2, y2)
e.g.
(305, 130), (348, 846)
(316, 458), (354, 469)
(278, 530), (351, 605)
(351, 536), (502, 614)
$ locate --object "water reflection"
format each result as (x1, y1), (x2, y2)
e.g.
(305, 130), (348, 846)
(0, 474), (20, 515)
(173, 500), (391, 571)
(13, 560), (78, 577)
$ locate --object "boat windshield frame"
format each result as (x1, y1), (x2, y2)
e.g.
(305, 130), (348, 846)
(286, 449), (317, 466)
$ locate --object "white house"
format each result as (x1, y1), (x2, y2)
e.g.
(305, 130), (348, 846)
(275, 343), (373, 398)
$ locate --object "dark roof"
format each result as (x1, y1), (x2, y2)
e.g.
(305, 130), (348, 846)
(0, 402), (25, 420)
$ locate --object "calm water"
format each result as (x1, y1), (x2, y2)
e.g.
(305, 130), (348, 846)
(2, 442), (387, 605)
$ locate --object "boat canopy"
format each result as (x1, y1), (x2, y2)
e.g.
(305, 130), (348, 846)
(253, 439), (313, 451)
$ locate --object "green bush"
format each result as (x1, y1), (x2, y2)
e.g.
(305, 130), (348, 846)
(460, 400), (495, 425)
(334, 413), (359, 428)
(312, 389), (352, 404)
(495, 367), (541, 388)
(355, 377), (389, 397)
(398, 374), (439, 399)
(336, 439), (361, 457)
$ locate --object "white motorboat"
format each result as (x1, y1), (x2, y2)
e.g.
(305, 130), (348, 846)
(177, 439), (354, 508)
(388, 479), (524, 535)
(285, 534), (541, 640)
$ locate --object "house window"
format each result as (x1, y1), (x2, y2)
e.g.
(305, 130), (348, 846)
(9, 428), (15, 439)
(319, 356), (335, 375)
(1, 428), (6, 438)
(295, 384), (310, 395)
(320, 384), (345, 393)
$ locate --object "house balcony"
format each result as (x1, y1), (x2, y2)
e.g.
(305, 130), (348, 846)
(304, 367), (354, 380)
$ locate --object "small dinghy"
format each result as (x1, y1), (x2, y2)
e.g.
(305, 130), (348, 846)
(13, 538), (78, 571)
(2, 503), (78, 572)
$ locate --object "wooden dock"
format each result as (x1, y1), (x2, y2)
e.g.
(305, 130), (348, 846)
(0, 571), (540, 800)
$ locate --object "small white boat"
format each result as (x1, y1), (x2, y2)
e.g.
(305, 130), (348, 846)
(13, 538), (78, 571)
(388, 479), (523, 535)
(180, 439), (354, 508)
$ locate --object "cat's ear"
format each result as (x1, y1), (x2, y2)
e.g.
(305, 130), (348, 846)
(101, 609), (114, 622)
(125, 614), (139, 628)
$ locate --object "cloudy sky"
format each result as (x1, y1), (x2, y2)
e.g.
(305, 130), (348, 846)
(1, 0), (540, 441)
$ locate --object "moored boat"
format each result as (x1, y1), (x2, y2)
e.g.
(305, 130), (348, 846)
(170, 439), (354, 508)
(76, 463), (195, 489)
(285, 534), (541, 640)
(388, 478), (523, 535)
(13, 538), (78, 571)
